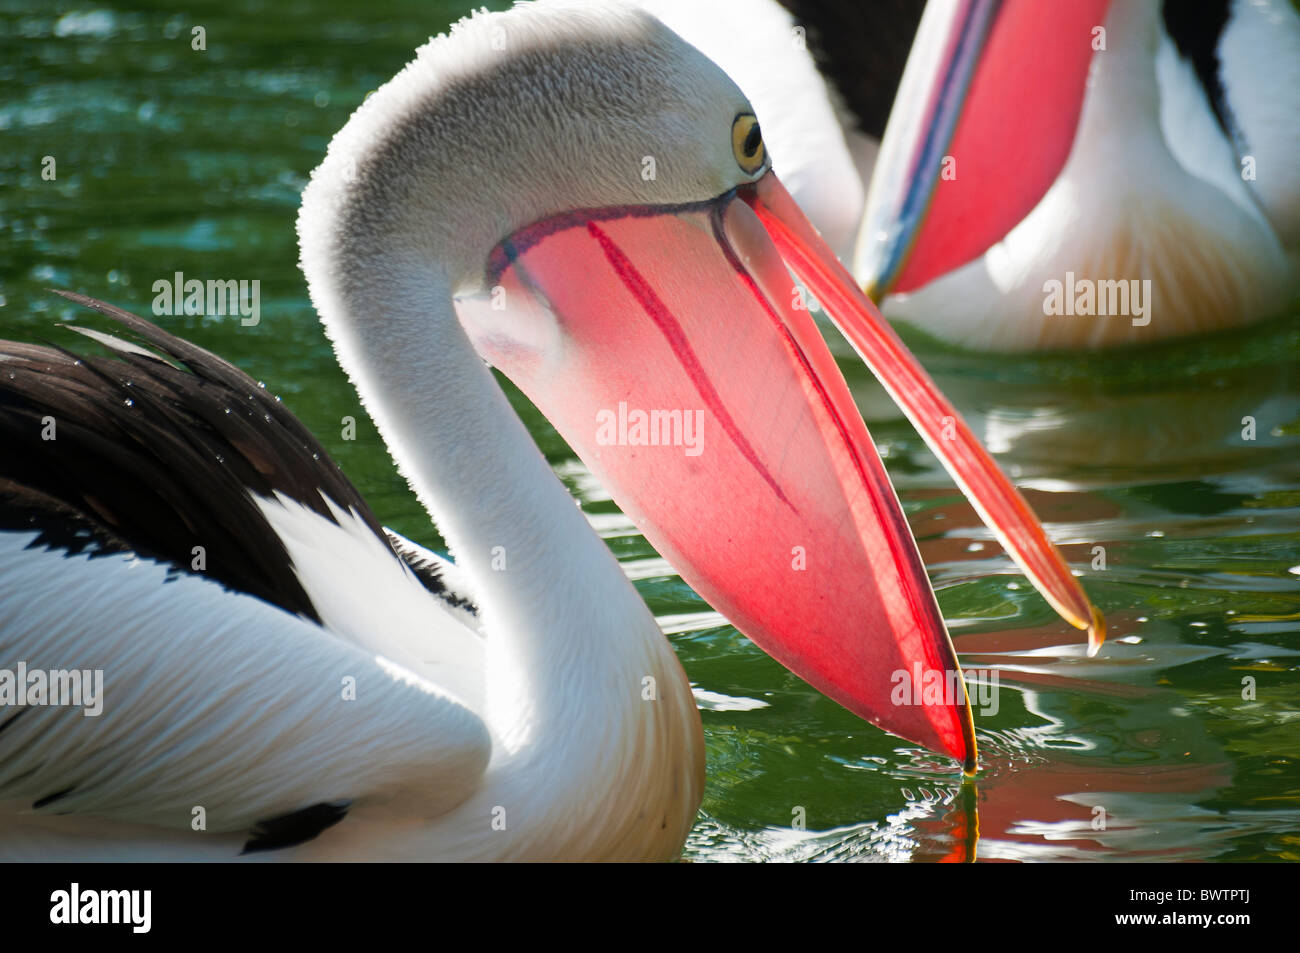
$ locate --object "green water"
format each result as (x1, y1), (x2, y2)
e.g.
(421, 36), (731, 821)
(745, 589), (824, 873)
(3, 1), (1298, 861)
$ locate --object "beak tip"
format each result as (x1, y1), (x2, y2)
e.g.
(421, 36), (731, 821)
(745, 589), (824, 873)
(1086, 605), (1107, 657)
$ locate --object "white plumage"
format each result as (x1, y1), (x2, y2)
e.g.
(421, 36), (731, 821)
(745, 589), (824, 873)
(1, 1), (726, 861)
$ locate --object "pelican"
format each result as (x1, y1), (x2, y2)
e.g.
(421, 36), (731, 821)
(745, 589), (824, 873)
(857, 0), (1299, 350)
(647, 0), (1299, 351)
(0, 0), (1100, 861)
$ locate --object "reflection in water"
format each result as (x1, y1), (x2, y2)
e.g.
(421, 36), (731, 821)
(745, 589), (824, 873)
(687, 782), (977, 863)
(684, 316), (1299, 861)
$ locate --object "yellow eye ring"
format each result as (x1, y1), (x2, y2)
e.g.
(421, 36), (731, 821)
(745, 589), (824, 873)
(731, 113), (766, 175)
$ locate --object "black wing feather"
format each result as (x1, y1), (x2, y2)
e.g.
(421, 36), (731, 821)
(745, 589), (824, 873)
(0, 291), (405, 622)
(776, 0), (925, 139)
(241, 801), (352, 854)
(385, 529), (479, 616)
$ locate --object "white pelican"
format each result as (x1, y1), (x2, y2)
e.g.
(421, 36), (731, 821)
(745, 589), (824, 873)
(855, 0), (1299, 350)
(648, 0), (1298, 351)
(0, 0), (1099, 861)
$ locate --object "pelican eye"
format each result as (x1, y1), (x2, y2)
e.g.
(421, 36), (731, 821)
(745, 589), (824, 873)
(731, 113), (766, 175)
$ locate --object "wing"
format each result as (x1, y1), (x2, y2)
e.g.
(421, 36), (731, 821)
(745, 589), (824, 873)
(0, 291), (491, 852)
(252, 494), (487, 710)
(0, 289), (427, 625)
(0, 291), (487, 699)
(0, 531), (490, 845)
(385, 528), (481, 629)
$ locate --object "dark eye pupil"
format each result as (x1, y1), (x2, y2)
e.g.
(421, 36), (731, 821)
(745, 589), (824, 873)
(743, 123), (762, 157)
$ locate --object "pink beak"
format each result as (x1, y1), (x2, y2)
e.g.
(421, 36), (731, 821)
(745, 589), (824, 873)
(857, 0), (1111, 298)
(457, 171), (1103, 772)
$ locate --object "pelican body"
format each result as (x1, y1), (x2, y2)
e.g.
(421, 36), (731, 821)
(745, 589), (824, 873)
(0, 1), (1098, 860)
